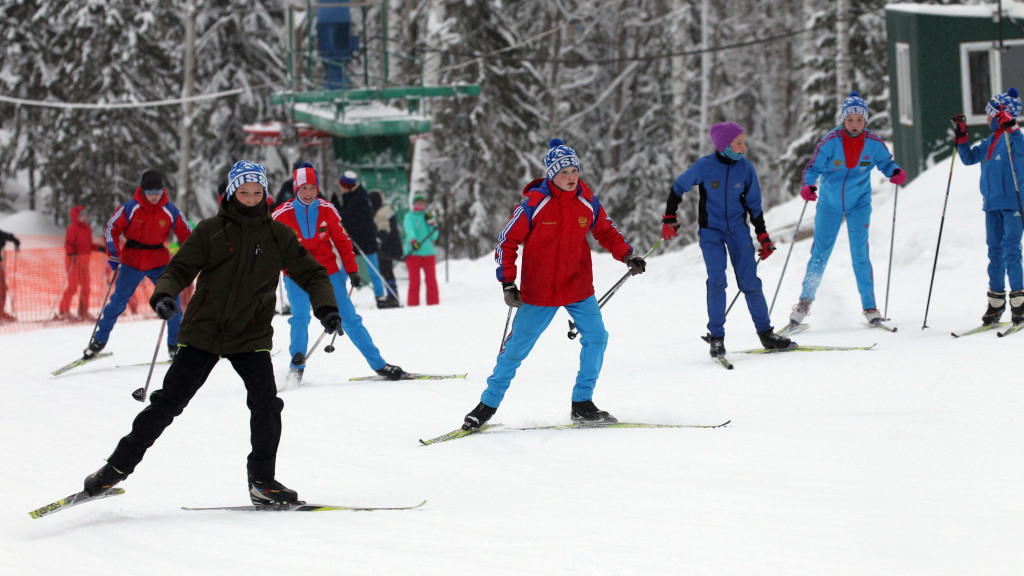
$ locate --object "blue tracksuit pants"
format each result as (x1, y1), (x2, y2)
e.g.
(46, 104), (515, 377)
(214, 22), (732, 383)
(699, 227), (772, 337)
(283, 271), (385, 370)
(481, 295), (607, 408)
(799, 201), (876, 309)
(95, 264), (180, 346)
(986, 209), (1024, 292)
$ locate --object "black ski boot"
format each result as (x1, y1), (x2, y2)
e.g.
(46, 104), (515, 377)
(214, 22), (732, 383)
(462, 402), (497, 431)
(1010, 290), (1024, 324)
(286, 352), (305, 385)
(758, 330), (793, 350)
(707, 334), (726, 358)
(571, 400), (618, 423)
(375, 363), (405, 380)
(84, 463), (127, 496)
(248, 476), (300, 506)
(982, 290), (1006, 325)
(83, 338), (105, 360)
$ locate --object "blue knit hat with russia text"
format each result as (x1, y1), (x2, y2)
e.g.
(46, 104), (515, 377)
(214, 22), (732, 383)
(840, 91), (869, 123)
(544, 138), (580, 181)
(225, 160), (268, 200)
(986, 87), (1022, 118)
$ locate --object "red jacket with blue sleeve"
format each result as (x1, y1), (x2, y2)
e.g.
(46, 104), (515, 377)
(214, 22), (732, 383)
(104, 188), (192, 271)
(272, 198), (358, 276)
(495, 178), (633, 307)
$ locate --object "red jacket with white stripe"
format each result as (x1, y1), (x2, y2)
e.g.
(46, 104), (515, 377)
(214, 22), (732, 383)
(495, 178), (633, 307)
(104, 188), (191, 271)
(272, 198), (357, 276)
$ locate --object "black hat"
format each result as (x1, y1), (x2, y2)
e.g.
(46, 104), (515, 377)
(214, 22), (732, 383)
(140, 170), (164, 191)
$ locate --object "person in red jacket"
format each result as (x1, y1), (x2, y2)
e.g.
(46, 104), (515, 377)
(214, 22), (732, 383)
(460, 138), (647, 431)
(271, 163), (404, 384)
(84, 170), (192, 360)
(57, 205), (101, 321)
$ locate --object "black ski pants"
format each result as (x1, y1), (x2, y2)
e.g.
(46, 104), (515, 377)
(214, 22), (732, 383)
(108, 346), (284, 480)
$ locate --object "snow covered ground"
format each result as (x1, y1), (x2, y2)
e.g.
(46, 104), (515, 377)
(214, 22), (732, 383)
(3, 155), (1022, 575)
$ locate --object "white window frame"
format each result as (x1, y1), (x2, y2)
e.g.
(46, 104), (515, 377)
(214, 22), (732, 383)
(896, 43), (913, 126)
(959, 40), (1024, 124)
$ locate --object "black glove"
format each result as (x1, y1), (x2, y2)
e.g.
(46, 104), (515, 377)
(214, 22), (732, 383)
(152, 295), (179, 320)
(348, 271), (362, 288)
(502, 282), (522, 308)
(951, 113), (968, 145)
(316, 307), (344, 335)
(625, 252), (646, 276)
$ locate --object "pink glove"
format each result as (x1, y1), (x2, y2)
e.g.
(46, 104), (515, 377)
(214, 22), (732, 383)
(889, 169), (907, 186)
(800, 185), (818, 202)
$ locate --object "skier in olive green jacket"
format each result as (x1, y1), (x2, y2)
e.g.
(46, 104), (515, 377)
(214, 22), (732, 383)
(82, 161), (342, 507)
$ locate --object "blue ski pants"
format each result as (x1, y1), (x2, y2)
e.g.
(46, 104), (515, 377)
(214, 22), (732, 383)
(283, 271), (385, 370)
(699, 227), (772, 337)
(481, 295), (607, 408)
(799, 201), (876, 310)
(985, 209), (1024, 292)
(95, 264), (180, 346)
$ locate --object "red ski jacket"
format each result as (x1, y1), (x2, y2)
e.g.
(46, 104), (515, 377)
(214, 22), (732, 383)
(64, 206), (94, 256)
(104, 188), (192, 271)
(272, 198), (357, 276)
(495, 178), (633, 307)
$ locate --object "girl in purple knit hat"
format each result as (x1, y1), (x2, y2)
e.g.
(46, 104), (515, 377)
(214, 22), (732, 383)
(661, 122), (792, 359)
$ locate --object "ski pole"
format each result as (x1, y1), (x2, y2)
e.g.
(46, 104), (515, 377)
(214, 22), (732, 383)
(883, 184), (900, 319)
(568, 240), (662, 339)
(768, 200), (809, 316)
(499, 305), (515, 353)
(922, 147), (958, 329)
(324, 332), (338, 353)
(350, 238), (401, 302)
(132, 320), (166, 402)
(303, 330), (331, 364)
(1001, 129), (1024, 232)
(84, 268), (119, 354)
(725, 256), (762, 317)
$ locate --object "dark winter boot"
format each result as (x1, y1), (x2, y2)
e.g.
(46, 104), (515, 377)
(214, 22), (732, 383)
(83, 338), (106, 359)
(982, 290), (1006, 325)
(376, 296), (390, 309)
(570, 400), (618, 424)
(248, 476), (300, 506)
(1010, 290), (1024, 324)
(375, 363), (405, 380)
(758, 330), (794, 350)
(83, 463), (127, 496)
(707, 335), (726, 358)
(462, 402), (497, 431)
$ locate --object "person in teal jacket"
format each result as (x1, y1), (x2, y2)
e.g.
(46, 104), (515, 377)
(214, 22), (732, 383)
(403, 193), (440, 306)
(788, 91), (905, 328)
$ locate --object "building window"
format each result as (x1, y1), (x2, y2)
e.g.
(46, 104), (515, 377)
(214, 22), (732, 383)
(961, 40), (1024, 124)
(896, 43), (913, 125)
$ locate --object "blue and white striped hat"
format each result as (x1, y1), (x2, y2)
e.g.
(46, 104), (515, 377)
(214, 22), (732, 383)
(986, 87), (1022, 118)
(840, 91), (869, 123)
(544, 138), (580, 181)
(225, 161), (268, 199)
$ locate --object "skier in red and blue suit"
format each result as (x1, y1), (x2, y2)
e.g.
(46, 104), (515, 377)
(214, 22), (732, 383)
(271, 162), (404, 382)
(85, 170), (191, 360)
(460, 138), (647, 431)
(789, 91), (905, 326)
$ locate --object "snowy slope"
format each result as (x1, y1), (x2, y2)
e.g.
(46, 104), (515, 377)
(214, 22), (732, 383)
(3, 154), (1023, 575)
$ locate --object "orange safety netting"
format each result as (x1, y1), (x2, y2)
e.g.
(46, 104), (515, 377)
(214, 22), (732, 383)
(0, 247), (161, 335)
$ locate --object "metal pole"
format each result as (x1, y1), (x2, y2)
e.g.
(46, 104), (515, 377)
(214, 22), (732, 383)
(922, 150), (958, 329)
(768, 200), (809, 316)
(883, 184), (900, 318)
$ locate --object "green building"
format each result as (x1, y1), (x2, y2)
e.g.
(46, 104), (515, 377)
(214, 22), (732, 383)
(886, 4), (1024, 181)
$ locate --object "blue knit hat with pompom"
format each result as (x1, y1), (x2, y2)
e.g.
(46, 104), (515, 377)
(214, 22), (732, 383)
(225, 161), (268, 200)
(840, 91), (869, 123)
(986, 87), (1022, 118)
(544, 138), (580, 181)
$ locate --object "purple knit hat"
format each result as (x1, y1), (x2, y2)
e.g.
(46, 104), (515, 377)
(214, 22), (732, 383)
(709, 122), (745, 153)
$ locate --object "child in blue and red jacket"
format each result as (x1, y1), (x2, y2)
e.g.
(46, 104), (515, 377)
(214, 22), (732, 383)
(460, 138), (647, 431)
(789, 91), (905, 327)
(662, 122), (791, 357)
(952, 87), (1024, 325)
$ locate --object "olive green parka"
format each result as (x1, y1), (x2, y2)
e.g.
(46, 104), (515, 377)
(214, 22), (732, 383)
(151, 196), (336, 355)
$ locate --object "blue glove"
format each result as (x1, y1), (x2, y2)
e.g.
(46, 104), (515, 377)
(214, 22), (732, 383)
(108, 259), (119, 272)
